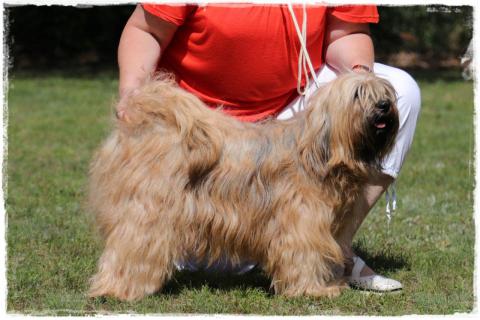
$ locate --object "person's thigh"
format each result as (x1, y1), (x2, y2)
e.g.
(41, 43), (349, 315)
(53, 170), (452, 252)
(372, 63), (421, 178)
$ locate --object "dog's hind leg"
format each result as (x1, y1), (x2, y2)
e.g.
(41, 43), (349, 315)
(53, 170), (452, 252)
(88, 206), (178, 301)
(265, 199), (346, 298)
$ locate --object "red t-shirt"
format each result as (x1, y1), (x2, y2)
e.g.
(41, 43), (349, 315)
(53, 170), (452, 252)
(143, 4), (379, 122)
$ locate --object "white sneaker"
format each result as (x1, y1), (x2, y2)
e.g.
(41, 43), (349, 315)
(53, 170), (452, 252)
(348, 256), (403, 292)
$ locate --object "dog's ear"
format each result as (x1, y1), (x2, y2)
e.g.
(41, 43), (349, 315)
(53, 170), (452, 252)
(298, 109), (331, 178)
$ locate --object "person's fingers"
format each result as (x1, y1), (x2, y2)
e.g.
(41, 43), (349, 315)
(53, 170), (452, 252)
(116, 88), (140, 122)
(115, 109), (126, 120)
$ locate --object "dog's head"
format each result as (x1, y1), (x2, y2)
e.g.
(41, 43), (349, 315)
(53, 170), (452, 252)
(307, 73), (399, 172)
(345, 73), (399, 165)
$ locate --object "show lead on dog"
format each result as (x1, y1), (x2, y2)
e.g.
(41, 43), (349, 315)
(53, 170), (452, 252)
(113, 4), (421, 293)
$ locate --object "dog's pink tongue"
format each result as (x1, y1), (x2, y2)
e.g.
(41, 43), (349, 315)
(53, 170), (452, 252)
(375, 123), (386, 129)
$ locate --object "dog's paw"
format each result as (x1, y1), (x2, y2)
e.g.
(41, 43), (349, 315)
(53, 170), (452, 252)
(300, 284), (345, 298)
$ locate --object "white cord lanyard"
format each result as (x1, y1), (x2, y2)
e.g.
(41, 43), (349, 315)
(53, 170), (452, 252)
(287, 3), (321, 96)
(385, 182), (397, 226)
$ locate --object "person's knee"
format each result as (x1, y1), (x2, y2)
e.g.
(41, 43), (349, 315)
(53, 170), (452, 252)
(375, 64), (421, 178)
(384, 67), (422, 120)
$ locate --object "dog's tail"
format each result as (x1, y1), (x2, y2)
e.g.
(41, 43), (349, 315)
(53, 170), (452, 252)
(119, 74), (208, 130)
(117, 74), (225, 186)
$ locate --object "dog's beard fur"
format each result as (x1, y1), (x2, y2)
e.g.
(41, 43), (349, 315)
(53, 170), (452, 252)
(87, 73), (399, 301)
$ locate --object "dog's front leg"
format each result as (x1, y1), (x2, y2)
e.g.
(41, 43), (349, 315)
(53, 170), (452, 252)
(264, 199), (346, 298)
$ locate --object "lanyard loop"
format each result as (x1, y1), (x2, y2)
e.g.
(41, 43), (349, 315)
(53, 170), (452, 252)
(287, 2), (321, 98)
(385, 182), (397, 226)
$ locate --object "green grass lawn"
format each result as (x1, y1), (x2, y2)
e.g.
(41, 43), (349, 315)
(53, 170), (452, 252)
(5, 70), (475, 315)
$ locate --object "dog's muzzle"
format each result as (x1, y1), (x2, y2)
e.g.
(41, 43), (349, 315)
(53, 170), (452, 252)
(376, 100), (391, 113)
(373, 100), (394, 130)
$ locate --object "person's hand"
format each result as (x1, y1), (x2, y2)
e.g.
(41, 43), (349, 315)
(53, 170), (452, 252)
(351, 64), (372, 74)
(115, 96), (128, 121)
(115, 88), (140, 122)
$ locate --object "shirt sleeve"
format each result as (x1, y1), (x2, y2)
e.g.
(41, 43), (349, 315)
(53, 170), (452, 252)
(328, 5), (379, 24)
(142, 3), (196, 26)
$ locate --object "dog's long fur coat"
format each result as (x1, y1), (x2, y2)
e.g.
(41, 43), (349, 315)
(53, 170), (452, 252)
(88, 73), (399, 301)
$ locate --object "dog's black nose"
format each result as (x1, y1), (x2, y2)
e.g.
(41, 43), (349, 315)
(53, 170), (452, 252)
(376, 100), (391, 112)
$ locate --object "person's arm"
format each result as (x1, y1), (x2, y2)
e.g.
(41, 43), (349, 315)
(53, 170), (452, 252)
(117, 4), (178, 117)
(324, 15), (374, 74)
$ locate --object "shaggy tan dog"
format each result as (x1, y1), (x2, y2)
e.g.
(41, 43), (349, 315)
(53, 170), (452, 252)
(87, 73), (399, 301)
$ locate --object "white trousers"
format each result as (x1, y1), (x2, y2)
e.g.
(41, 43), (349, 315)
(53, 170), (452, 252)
(178, 63), (421, 273)
(277, 63), (422, 179)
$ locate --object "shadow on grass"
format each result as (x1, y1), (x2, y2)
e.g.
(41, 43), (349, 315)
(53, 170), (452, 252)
(353, 243), (410, 275)
(88, 247), (409, 307)
(160, 245), (410, 296)
(162, 267), (273, 296)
